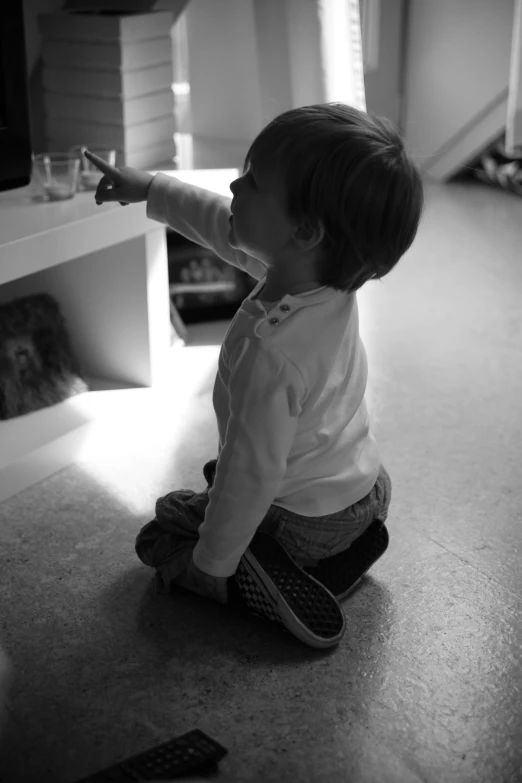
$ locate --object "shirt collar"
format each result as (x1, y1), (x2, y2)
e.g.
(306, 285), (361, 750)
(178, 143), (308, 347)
(245, 276), (343, 312)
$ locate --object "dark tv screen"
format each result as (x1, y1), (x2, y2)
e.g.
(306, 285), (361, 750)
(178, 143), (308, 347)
(0, 0), (32, 192)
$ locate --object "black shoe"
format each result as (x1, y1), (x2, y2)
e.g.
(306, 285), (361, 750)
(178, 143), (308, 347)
(304, 520), (389, 600)
(233, 531), (345, 649)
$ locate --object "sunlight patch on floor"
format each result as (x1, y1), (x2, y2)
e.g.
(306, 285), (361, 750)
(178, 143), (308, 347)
(73, 342), (220, 515)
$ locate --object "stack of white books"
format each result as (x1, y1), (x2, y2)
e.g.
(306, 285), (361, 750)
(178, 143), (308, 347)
(38, 9), (177, 168)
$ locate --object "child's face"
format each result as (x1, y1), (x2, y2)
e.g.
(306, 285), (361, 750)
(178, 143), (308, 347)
(228, 162), (297, 266)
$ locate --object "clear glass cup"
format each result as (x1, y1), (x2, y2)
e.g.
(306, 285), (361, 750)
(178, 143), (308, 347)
(69, 145), (117, 191)
(30, 153), (80, 202)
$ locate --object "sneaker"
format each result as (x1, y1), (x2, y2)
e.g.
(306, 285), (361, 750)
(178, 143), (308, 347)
(304, 520), (389, 601)
(233, 531), (346, 649)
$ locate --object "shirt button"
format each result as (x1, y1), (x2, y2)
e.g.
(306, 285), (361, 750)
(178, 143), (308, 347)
(269, 317), (280, 325)
(279, 304), (290, 312)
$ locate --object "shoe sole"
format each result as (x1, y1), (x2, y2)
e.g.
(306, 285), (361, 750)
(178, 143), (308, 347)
(235, 532), (346, 649)
(306, 523), (389, 601)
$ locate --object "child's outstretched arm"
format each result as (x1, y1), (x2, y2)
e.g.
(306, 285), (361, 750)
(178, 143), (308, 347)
(84, 151), (265, 282)
(147, 172), (265, 281)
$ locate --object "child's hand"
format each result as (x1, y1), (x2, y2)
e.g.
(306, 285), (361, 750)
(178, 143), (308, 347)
(176, 557), (229, 605)
(83, 150), (154, 207)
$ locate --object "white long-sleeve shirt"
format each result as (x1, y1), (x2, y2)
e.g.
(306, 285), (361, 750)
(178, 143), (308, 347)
(147, 173), (381, 577)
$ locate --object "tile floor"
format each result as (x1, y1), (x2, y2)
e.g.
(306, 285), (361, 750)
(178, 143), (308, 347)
(0, 178), (521, 783)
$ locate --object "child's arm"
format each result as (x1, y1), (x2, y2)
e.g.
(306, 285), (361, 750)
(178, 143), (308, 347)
(191, 340), (305, 579)
(83, 151), (265, 282)
(146, 172), (265, 281)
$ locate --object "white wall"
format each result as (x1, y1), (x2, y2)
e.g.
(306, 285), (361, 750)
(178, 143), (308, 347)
(363, 0), (405, 127)
(181, 0), (263, 169)
(251, 0), (293, 128)
(185, 0), (263, 143)
(182, 0), (367, 169)
(403, 0), (514, 171)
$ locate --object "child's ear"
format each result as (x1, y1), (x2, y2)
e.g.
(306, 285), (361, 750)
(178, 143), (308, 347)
(294, 219), (325, 251)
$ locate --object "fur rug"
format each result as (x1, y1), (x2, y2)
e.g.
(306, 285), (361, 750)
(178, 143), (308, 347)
(0, 293), (88, 420)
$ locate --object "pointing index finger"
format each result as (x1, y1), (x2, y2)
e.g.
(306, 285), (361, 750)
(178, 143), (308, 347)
(83, 149), (118, 178)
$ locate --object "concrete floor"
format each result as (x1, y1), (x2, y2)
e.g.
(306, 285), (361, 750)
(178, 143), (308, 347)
(0, 179), (521, 783)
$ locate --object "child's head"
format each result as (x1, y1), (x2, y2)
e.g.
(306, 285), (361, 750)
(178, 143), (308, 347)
(240, 102), (424, 294)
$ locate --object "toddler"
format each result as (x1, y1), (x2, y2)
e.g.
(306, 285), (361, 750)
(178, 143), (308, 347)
(85, 103), (424, 650)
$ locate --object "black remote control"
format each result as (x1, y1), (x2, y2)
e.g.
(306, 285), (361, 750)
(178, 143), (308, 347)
(76, 729), (228, 781)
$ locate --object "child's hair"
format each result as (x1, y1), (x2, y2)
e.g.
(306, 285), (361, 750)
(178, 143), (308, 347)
(243, 103), (425, 293)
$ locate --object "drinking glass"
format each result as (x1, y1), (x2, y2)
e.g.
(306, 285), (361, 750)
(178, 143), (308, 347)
(31, 153), (80, 202)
